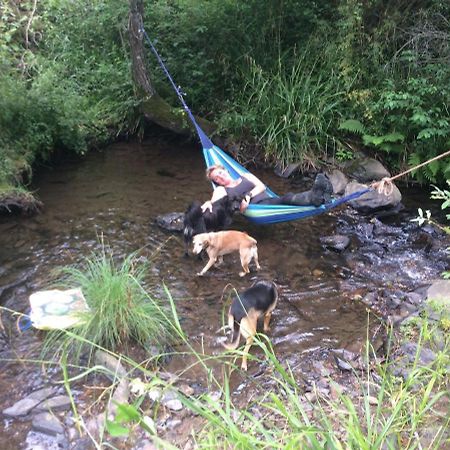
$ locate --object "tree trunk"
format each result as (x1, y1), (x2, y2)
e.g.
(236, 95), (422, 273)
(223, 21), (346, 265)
(128, 0), (215, 137)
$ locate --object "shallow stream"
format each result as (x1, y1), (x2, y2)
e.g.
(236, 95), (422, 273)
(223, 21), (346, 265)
(0, 139), (447, 448)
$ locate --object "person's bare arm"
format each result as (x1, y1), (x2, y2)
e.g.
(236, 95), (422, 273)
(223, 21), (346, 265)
(201, 186), (227, 212)
(239, 173), (267, 211)
(242, 172), (266, 198)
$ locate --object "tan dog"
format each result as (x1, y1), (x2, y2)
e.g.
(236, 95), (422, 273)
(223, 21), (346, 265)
(223, 280), (278, 370)
(192, 230), (260, 277)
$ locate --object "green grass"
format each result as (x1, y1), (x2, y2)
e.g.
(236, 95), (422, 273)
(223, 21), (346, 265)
(178, 324), (449, 449)
(44, 312), (448, 449)
(42, 245), (176, 364)
(222, 51), (351, 169)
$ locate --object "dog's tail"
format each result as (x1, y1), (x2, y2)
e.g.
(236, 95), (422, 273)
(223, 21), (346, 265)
(222, 314), (240, 350)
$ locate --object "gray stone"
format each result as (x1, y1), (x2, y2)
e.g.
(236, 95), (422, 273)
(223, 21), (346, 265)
(166, 418), (182, 429)
(108, 378), (129, 418)
(161, 389), (178, 402)
(362, 292), (377, 306)
(3, 397), (42, 417)
(401, 342), (437, 365)
(94, 350), (127, 379)
(35, 395), (72, 412)
(427, 280), (450, 308)
(155, 212), (184, 232)
(148, 388), (162, 402)
(346, 157), (390, 182)
(25, 430), (66, 450)
(333, 356), (353, 371)
(320, 234), (350, 252)
(327, 169), (348, 194)
(28, 387), (56, 402)
(163, 399), (183, 411)
(32, 412), (64, 436)
(345, 181), (402, 212)
(400, 302), (418, 314)
(405, 292), (424, 305)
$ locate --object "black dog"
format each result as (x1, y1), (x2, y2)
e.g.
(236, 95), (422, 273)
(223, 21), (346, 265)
(223, 280), (279, 370)
(183, 195), (241, 256)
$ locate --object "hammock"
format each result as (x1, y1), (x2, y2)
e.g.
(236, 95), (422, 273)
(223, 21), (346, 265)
(143, 31), (370, 225)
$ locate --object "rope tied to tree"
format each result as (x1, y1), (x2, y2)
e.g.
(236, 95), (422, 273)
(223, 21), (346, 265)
(370, 148), (450, 196)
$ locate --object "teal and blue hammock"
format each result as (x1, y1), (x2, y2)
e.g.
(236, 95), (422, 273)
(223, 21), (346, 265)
(144, 31), (370, 225)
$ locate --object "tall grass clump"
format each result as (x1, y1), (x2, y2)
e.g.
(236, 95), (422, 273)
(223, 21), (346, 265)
(43, 247), (174, 364)
(223, 51), (350, 169)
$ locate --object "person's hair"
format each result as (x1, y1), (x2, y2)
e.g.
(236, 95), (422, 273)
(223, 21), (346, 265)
(206, 164), (226, 180)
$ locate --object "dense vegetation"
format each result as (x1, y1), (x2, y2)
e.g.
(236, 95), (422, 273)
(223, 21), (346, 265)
(1, 0), (449, 202)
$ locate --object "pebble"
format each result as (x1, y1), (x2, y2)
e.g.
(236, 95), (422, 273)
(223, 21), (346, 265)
(32, 412), (64, 436)
(3, 398), (42, 417)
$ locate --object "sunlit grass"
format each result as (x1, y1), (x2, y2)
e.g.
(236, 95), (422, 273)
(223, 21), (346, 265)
(42, 245), (176, 364)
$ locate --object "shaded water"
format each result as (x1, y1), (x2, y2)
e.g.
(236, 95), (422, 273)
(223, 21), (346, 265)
(0, 139), (446, 446)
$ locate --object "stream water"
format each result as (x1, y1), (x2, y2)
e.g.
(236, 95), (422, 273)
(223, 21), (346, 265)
(0, 138), (447, 448)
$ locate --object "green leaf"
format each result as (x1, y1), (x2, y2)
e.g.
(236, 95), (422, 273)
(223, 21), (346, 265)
(417, 129), (433, 140)
(105, 419), (130, 437)
(339, 119), (365, 134)
(114, 402), (141, 423)
(382, 132), (404, 143)
(363, 134), (383, 146)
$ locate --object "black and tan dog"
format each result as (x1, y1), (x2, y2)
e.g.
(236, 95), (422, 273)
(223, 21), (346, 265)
(223, 280), (278, 370)
(183, 196), (241, 256)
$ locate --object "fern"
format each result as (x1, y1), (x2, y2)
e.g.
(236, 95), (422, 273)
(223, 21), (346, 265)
(382, 132), (405, 143)
(339, 119), (365, 135)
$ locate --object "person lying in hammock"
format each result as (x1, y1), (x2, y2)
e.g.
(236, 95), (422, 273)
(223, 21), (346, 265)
(202, 164), (333, 213)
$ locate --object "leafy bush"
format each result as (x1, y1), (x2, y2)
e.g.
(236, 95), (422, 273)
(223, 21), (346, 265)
(0, 71), (92, 186)
(0, 0), (136, 191)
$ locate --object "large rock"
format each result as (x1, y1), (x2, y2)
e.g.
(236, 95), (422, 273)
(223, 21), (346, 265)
(346, 157), (390, 182)
(426, 280), (450, 309)
(327, 169), (348, 195)
(345, 181), (402, 213)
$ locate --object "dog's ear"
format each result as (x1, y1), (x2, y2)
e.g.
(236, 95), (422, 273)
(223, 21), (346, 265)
(202, 236), (210, 248)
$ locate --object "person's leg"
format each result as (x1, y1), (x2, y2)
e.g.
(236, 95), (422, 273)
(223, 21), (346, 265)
(254, 196), (286, 205)
(311, 173), (333, 204)
(254, 174), (333, 207)
(291, 174), (333, 206)
(256, 192), (315, 206)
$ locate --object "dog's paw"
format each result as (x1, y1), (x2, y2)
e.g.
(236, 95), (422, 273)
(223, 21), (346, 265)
(239, 271), (248, 277)
(197, 272), (205, 277)
(241, 363), (248, 371)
